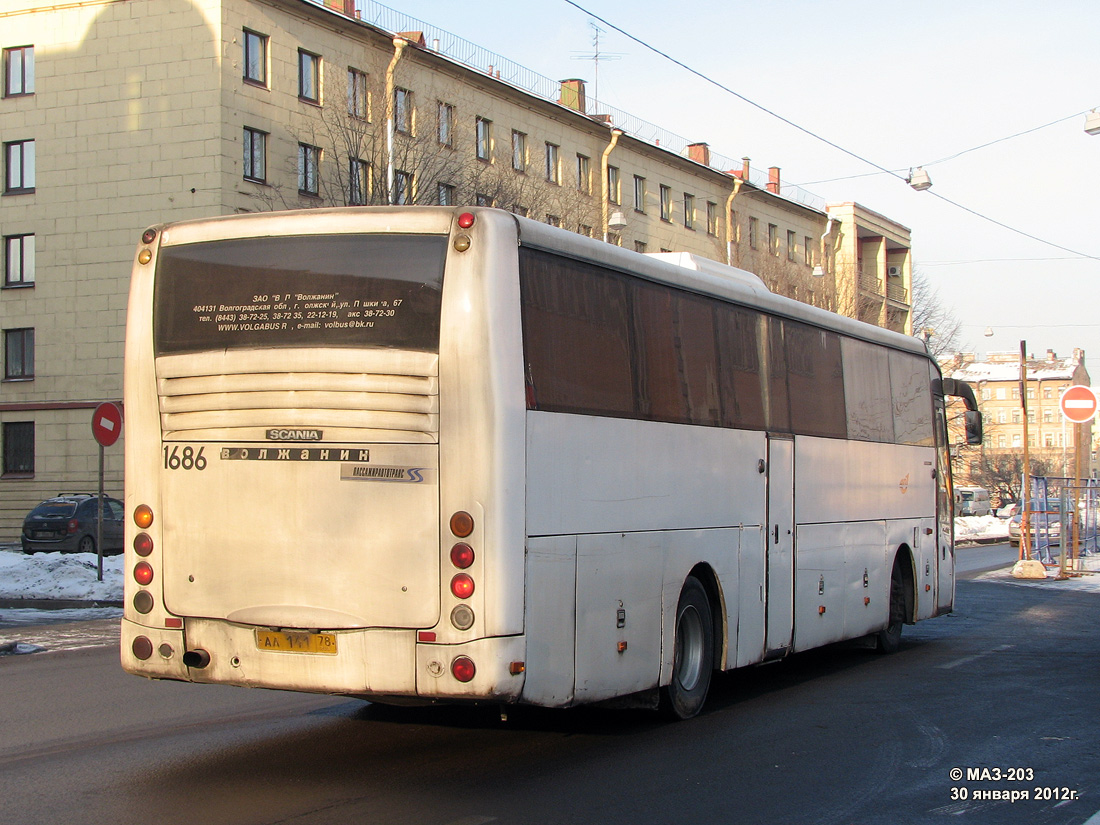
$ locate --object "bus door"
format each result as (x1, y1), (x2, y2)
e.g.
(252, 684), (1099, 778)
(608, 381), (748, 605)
(765, 435), (795, 656)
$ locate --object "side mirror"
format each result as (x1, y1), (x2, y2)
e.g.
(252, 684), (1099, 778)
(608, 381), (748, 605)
(964, 409), (983, 445)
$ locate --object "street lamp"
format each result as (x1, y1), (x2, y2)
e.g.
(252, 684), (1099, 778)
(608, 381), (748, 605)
(907, 167), (932, 191)
(1085, 109), (1100, 136)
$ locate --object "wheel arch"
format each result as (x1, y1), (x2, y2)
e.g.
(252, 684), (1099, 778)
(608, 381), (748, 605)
(891, 544), (917, 624)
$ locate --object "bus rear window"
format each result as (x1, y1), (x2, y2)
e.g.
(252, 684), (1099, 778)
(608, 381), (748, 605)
(154, 234), (447, 355)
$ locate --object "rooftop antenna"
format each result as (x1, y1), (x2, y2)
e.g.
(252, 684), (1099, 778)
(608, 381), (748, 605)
(570, 21), (623, 107)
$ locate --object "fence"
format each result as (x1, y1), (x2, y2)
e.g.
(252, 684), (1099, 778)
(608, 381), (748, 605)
(1022, 475), (1099, 565)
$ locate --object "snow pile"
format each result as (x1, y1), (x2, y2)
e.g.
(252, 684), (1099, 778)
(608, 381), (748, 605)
(0, 551), (123, 602)
(955, 515), (1009, 542)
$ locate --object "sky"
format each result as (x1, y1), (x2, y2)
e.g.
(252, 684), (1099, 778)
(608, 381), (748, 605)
(387, 0), (1100, 376)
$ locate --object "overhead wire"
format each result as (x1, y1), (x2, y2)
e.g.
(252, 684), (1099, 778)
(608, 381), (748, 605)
(561, 0), (1100, 262)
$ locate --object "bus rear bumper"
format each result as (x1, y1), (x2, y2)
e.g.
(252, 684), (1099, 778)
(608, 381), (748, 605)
(120, 618), (526, 703)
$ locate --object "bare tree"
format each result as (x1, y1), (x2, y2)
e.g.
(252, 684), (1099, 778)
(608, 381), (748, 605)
(910, 268), (962, 358)
(252, 74), (600, 235)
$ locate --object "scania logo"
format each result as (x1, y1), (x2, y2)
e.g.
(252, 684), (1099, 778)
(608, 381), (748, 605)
(266, 428), (323, 442)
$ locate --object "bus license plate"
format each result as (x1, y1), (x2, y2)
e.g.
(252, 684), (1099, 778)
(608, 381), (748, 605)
(255, 630), (337, 655)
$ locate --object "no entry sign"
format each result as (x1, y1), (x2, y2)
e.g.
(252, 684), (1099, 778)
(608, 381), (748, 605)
(1059, 385), (1098, 424)
(92, 402), (123, 447)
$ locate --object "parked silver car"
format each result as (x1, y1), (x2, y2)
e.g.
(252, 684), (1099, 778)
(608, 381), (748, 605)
(1007, 501), (1072, 547)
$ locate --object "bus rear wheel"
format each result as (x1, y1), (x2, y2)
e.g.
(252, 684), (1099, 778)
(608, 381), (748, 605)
(876, 560), (906, 654)
(661, 576), (714, 720)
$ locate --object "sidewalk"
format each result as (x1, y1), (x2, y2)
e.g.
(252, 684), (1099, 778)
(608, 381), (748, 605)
(976, 552), (1100, 593)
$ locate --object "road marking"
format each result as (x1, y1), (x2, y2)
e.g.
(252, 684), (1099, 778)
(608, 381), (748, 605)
(937, 644), (1014, 670)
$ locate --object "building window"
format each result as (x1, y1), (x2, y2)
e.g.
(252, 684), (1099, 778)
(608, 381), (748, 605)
(5, 234), (34, 287)
(768, 223), (779, 255)
(394, 87), (412, 134)
(634, 240), (647, 254)
(475, 193), (494, 207)
(298, 143), (320, 196)
(1043, 410), (1054, 423)
(5, 140), (34, 193)
(749, 217), (759, 249)
(659, 185), (672, 221)
(438, 102), (453, 147)
(706, 201), (718, 236)
(349, 158), (369, 205)
(4, 327), (33, 379)
(634, 175), (647, 213)
(545, 214), (562, 227)
(577, 154), (590, 193)
(787, 230), (797, 261)
(4, 46), (34, 97)
(607, 165), (620, 205)
(394, 169), (412, 204)
(1012, 434), (1022, 448)
(512, 205), (528, 217)
(474, 117), (492, 161)
(578, 224), (593, 238)
(298, 50), (321, 103)
(512, 130), (527, 172)
(2, 421), (33, 476)
(683, 193), (695, 229)
(545, 143), (560, 184)
(805, 236), (814, 265)
(243, 30), (267, 86)
(348, 69), (368, 119)
(243, 127), (266, 183)
(437, 182), (455, 205)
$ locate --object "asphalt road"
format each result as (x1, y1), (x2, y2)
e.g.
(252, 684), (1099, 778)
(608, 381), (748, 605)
(1, 548), (1098, 825)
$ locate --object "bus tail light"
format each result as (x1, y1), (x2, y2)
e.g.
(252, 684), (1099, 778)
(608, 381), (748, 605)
(132, 636), (153, 660)
(450, 604), (475, 630)
(457, 212), (475, 229)
(133, 590), (154, 614)
(134, 561), (154, 586)
(450, 543), (474, 569)
(450, 573), (474, 599)
(451, 656), (476, 682)
(133, 533), (153, 556)
(449, 511), (474, 538)
(134, 504), (154, 529)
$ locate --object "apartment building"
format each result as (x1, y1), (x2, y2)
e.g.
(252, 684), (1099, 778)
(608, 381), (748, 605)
(0, 0), (914, 537)
(944, 349), (1092, 493)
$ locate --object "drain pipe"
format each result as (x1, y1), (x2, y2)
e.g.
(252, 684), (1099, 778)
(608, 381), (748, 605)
(601, 128), (622, 242)
(725, 179), (743, 265)
(385, 37), (408, 204)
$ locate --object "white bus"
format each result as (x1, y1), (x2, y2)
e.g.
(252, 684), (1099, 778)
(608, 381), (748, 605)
(121, 207), (981, 719)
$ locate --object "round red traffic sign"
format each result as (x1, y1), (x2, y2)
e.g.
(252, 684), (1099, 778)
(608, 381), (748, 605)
(1059, 385), (1098, 424)
(92, 402), (123, 447)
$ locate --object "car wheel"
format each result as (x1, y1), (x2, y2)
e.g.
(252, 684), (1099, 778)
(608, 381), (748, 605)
(77, 534), (96, 554)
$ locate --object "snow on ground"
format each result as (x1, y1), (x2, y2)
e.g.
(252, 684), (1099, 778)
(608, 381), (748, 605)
(954, 515), (1009, 542)
(0, 549), (123, 602)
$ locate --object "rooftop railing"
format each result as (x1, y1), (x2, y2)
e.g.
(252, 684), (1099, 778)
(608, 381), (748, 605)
(308, 0), (826, 212)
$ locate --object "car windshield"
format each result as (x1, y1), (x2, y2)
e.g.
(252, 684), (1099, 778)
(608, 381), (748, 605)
(29, 502), (78, 519)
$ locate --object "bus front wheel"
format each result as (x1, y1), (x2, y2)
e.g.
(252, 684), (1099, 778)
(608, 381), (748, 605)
(661, 576), (714, 720)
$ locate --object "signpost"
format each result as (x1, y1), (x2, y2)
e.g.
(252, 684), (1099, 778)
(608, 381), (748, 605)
(1058, 386), (1097, 579)
(92, 402), (123, 581)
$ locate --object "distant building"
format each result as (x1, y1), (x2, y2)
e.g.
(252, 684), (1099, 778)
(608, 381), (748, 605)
(943, 349), (1092, 495)
(0, 0), (915, 537)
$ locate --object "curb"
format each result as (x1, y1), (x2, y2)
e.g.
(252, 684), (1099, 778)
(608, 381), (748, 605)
(0, 599), (123, 610)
